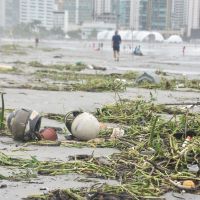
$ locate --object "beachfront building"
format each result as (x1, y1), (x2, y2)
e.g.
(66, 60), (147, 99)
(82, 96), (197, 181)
(53, 11), (65, 29)
(93, 0), (118, 24)
(55, 0), (65, 11)
(19, 0), (54, 29)
(0, 0), (20, 28)
(139, 0), (172, 31)
(94, 0), (112, 15)
(64, 0), (93, 25)
(171, 0), (188, 30)
(130, 0), (140, 30)
(187, 0), (200, 38)
(119, 0), (131, 28)
(0, 0), (5, 28)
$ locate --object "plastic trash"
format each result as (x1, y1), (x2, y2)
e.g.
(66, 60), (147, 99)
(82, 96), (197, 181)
(187, 164), (199, 173)
(135, 72), (160, 84)
(110, 128), (124, 139)
(182, 180), (195, 189)
(182, 136), (192, 148)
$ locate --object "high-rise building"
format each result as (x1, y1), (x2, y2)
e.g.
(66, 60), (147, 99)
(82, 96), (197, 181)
(6, 0), (20, 27)
(20, 0), (54, 29)
(130, 0), (140, 30)
(53, 11), (65, 29)
(171, 0), (188, 30)
(55, 0), (65, 11)
(119, 0), (131, 28)
(139, 0), (172, 31)
(64, 0), (93, 25)
(94, 0), (112, 15)
(0, 0), (5, 28)
(187, 0), (200, 37)
(0, 0), (20, 28)
(93, 0), (117, 24)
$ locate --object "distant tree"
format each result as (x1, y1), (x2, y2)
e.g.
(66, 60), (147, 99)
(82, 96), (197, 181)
(67, 29), (81, 39)
(90, 28), (97, 38)
(50, 27), (65, 36)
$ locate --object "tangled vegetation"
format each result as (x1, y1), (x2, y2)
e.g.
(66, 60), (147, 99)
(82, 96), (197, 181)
(29, 61), (87, 71)
(0, 99), (200, 199)
(0, 44), (27, 55)
(34, 68), (200, 92)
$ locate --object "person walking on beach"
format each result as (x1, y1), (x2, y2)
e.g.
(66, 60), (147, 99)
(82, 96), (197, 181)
(35, 37), (39, 48)
(112, 30), (121, 61)
(183, 46), (186, 56)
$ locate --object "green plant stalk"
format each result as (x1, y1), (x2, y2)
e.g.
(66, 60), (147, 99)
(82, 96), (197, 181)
(0, 93), (5, 129)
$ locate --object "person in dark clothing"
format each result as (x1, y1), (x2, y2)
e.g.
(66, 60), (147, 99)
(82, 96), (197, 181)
(183, 46), (186, 56)
(112, 30), (121, 61)
(133, 45), (143, 56)
(35, 37), (39, 48)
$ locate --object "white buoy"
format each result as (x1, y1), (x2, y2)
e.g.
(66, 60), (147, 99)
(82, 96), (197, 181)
(71, 112), (100, 141)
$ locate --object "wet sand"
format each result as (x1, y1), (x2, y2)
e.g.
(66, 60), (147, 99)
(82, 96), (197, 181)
(0, 39), (199, 199)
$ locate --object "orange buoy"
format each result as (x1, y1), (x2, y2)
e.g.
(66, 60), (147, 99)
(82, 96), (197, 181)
(39, 128), (58, 141)
(182, 180), (195, 189)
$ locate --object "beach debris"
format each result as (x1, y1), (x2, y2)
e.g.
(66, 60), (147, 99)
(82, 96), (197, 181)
(88, 137), (105, 144)
(64, 111), (83, 133)
(2, 99), (200, 199)
(182, 180), (196, 189)
(71, 112), (100, 141)
(135, 72), (160, 84)
(169, 179), (197, 190)
(0, 64), (13, 70)
(39, 128), (58, 141)
(92, 65), (106, 71)
(53, 54), (63, 58)
(140, 147), (156, 155)
(176, 83), (185, 88)
(110, 128), (124, 139)
(173, 130), (197, 140)
(182, 136), (192, 148)
(114, 78), (127, 84)
(36, 189), (83, 200)
(65, 111), (100, 141)
(0, 92), (5, 130)
(0, 184), (7, 189)
(97, 157), (112, 166)
(99, 122), (107, 130)
(65, 134), (76, 140)
(87, 64), (93, 69)
(75, 61), (84, 66)
(187, 164), (199, 173)
(40, 187), (49, 191)
(87, 64), (106, 71)
(7, 109), (42, 141)
(68, 154), (92, 161)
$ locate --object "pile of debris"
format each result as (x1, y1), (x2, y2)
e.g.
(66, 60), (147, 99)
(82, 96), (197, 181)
(1, 94), (200, 199)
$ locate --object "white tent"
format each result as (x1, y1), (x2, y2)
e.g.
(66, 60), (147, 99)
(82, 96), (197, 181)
(106, 31), (115, 40)
(123, 30), (133, 40)
(97, 30), (164, 42)
(135, 31), (164, 42)
(97, 30), (109, 40)
(165, 35), (183, 43)
(150, 32), (165, 42)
